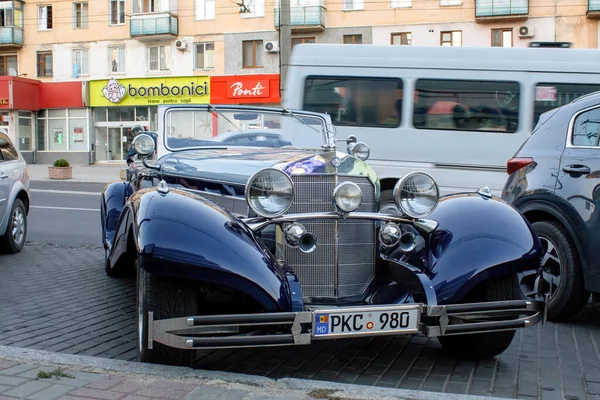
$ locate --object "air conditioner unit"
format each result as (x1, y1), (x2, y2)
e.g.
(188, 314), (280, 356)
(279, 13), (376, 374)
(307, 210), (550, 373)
(264, 41), (279, 53)
(518, 25), (534, 38)
(175, 40), (187, 50)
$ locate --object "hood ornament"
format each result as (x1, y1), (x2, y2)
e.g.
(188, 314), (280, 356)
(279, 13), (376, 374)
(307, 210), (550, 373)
(157, 179), (169, 194)
(476, 186), (493, 198)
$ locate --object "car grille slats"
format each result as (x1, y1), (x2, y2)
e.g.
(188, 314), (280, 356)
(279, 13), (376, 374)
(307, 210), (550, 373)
(280, 174), (376, 300)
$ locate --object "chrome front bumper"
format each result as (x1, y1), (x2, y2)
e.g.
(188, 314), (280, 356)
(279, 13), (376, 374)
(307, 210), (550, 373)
(148, 298), (547, 351)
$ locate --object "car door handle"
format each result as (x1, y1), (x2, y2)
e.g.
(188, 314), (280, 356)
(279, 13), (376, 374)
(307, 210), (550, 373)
(0, 173), (8, 179)
(562, 164), (591, 174)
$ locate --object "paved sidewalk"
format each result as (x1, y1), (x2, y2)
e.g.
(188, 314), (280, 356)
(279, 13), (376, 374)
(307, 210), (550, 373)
(0, 346), (506, 400)
(27, 164), (124, 184)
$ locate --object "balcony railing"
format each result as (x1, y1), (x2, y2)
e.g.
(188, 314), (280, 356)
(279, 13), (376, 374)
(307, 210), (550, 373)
(274, 6), (326, 30)
(0, 27), (23, 46)
(475, 0), (528, 18)
(130, 12), (178, 38)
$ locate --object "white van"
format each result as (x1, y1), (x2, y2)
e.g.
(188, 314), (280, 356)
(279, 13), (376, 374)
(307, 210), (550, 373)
(283, 44), (600, 197)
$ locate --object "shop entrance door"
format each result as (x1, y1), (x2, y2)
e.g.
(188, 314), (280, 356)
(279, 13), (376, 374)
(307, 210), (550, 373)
(94, 126), (136, 163)
(107, 127), (123, 161)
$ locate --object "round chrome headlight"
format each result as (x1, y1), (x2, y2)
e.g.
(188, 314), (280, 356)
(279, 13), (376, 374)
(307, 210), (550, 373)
(393, 172), (439, 219)
(347, 142), (370, 161)
(132, 133), (155, 157)
(246, 168), (294, 218)
(333, 181), (363, 213)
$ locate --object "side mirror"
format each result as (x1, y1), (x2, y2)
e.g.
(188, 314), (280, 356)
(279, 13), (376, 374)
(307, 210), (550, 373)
(132, 133), (155, 158)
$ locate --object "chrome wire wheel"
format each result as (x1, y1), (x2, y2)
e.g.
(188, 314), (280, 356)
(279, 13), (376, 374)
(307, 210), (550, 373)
(518, 236), (562, 301)
(11, 206), (25, 246)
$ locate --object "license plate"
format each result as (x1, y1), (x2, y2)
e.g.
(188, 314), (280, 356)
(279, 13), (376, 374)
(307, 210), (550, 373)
(312, 305), (421, 338)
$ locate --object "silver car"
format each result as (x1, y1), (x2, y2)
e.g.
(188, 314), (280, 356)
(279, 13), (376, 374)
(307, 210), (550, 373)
(0, 132), (29, 254)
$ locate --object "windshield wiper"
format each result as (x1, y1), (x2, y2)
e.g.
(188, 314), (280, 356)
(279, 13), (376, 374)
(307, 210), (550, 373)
(208, 104), (243, 133)
(280, 106), (335, 148)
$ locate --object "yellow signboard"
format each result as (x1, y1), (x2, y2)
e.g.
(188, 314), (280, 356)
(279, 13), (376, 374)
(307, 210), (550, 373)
(89, 76), (210, 107)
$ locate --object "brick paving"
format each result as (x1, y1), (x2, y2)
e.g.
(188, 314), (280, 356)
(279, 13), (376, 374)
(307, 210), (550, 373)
(2, 244), (600, 399)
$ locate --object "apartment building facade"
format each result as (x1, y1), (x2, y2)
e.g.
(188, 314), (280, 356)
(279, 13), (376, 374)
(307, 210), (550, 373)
(0, 0), (597, 163)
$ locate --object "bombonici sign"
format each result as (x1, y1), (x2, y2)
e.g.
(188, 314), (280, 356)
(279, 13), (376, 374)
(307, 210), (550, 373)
(100, 78), (209, 105)
(127, 81), (209, 98)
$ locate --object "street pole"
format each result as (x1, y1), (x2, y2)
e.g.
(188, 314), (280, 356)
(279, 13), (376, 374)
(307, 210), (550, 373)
(279, 0), (291, 103)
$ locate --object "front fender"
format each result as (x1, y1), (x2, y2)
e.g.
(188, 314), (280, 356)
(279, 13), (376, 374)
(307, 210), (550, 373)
(120, 187), (297, 313)
(101, 181), (134, 249)
(426, 193), (542, 304)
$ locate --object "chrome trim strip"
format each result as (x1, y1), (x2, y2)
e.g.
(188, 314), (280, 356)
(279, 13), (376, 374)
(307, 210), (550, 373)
(434, 163), (507, 172)
(243, 212), (439, 235)
(566, 103), (600, 149)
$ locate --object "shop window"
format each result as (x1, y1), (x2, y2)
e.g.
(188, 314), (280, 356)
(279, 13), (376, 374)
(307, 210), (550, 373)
(108, 45), (125, 74)
(135, 106), (149, 121)
(148, 45), (170, 71)
(38, 5), (52, 30)
(18, 112), (32, 151)
(110, 0), (125, 25)
(37, 108), (88, 152)
(36, 51), (53, 77)
(195, 0), (215, 20)
(94, 107), (107, 122)
(73, 2), (88, 28)
(0, 55), (17, 76)
(242, 40), (263, 68)
(391, 32), (411, 45)
(292, 37), (315, 48)
(491, 28), (512, 47)
(194, 42), (215, 69)
(241, 0), (264, 18)
(441, 30), (461, 46)
(413, 78), (520, 133)
(303, 76), (404, 128)
(72, 48), (89, 77)
(343, 35), (362, 44)
(534, 83), (600, 126)
(390, 0), (411, 8)
(342, 0), (363, 11)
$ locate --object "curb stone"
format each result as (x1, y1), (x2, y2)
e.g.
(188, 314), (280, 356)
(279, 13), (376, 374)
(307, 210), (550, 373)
(0, 346), (511, 400)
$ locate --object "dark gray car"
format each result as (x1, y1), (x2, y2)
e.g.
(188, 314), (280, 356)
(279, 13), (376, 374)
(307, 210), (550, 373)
(0, 133), (29, 254)
(502, 91), (600, 321)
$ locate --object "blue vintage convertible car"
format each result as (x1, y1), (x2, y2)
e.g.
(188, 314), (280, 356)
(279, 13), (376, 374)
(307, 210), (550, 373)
(101, 104), (546, 367)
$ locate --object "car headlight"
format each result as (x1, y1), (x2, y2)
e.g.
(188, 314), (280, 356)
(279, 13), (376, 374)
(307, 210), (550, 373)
(132, 133), (155, 157)
(246, 168), (294, 218)
(333, 181), (363, 213)
(393, 172), (439, 218)
(347, 142), (370, 161)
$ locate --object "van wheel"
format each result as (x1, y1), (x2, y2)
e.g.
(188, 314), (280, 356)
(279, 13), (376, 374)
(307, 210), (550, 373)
(517, 220), (589, 322)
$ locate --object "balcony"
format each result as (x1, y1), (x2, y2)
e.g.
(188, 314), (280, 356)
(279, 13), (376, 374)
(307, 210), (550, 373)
(274, 6), (326, 32)
(130, 12), (178, 40)
(475, 0), (528, 22)
(0, 0), (24, 48)
(588, 0), (600, 18)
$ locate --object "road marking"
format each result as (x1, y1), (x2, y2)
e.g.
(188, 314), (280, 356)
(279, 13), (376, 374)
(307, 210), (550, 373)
(30, 189), (101, 196)
(31, 206), (100, 212)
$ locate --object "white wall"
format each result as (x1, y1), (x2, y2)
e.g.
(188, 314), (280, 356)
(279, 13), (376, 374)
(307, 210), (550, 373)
(372, 17), (555, 47)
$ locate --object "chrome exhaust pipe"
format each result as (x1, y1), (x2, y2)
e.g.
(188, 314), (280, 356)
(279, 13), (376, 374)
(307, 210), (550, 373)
(298, 232), (318, 253)
(398, 232), (417, 252)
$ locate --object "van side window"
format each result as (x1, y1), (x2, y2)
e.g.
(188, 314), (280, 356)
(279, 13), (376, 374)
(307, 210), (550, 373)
(0, 133), (18, 161)
(413, 79), (520, 133)
(534, 83), (600, 127)
(572, 107), (600, 147)
(303, 77), (403, 128)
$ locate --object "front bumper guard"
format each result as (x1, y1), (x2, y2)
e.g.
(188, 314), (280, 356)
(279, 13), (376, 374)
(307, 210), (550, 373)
(148, 298), (547, 350)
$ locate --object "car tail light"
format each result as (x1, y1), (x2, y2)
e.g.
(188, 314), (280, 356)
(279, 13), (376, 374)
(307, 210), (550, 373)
(507, 157), (534, 175)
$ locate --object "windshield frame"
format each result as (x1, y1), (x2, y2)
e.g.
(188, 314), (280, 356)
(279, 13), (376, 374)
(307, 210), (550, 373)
(157, 104), (333, 155)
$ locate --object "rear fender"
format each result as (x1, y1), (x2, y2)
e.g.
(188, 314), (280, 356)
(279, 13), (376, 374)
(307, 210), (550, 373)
(101, 181), (134, 250)
(425, 193), (542, 304)
(109, 187), (298, 313)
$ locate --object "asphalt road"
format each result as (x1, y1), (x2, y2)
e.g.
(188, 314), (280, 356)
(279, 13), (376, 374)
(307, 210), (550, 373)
(27, 181), (104, 247)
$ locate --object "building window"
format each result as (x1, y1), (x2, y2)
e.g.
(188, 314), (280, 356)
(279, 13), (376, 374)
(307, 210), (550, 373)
(18, 111), (33, 152)
(413, 79), (520, 132)
(148, 45), (170, 71)
(196, 0), (215, 19)
(534, 83), (600, 126)
(194, 42), (215, 69)
(441, 30), (461, 46)
(38, 5), (52, 30)
(37, 109), (89, 152)
(391, 32), (412, 45)
(342, 0), (364, 11)
(0, 55), (17, 76)
(108, 46), (125, 73)
(241, 0), (265, 18)
(73, 2), (88, 28)
(303, 76), (404, 127)
(292, 37), (315, 47)
(390, 0), (411, 7)
(110, 0), (125, 25)
(242, 40), (263, 68)
(492, 28), (513, 47)
(72, 48), (89, 77)
(440, 0), (461, 5)
(343, 34), (362, 44)
(36, 51), (53, 77)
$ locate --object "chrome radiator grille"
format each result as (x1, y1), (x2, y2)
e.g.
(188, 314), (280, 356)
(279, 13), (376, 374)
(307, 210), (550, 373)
(278, 174), (377, 299)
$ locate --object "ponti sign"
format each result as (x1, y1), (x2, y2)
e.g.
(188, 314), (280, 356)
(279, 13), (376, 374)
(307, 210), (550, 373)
(89, 76), (210, 107)
(227, 80), (270, 99)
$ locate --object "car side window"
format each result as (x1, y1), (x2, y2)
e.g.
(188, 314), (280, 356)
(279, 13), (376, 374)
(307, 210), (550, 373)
(0, 133), (18, 161)
(572, 107), (600, 147)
